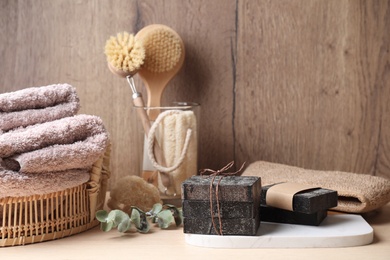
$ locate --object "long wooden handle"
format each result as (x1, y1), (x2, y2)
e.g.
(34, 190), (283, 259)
(133, 96), (151, 135)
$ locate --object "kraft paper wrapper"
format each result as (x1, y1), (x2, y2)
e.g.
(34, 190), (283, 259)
(266, 183), (319, 211)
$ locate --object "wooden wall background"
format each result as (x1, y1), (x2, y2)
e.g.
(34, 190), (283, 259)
(1, 0), (389, 186)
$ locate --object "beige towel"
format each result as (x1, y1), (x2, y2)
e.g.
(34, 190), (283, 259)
(243, 161), (390, 213)
(0, 83), (79, 132)
(0, 115), (109, 173)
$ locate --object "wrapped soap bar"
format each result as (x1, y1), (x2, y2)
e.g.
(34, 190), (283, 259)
(182, 176), (261, 202)
(183, 200), (258, 219)
(260, 205), (328, 226)
(183, 216), (259, 236)
(182, 176), (261, 236)
(261, 183), (338, 214)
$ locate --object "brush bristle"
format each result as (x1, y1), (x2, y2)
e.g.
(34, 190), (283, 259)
(142, 28), (182, 73)
(105, 32), (145, 73)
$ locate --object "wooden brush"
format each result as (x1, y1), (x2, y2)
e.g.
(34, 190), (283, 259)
(105, 32), (145, 77)
(135, 24), (185, 120)
(104, 32), (170, 189)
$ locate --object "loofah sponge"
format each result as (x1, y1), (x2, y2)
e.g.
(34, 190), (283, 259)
(104, 32), (145, 74)
(108, 175), (162, 213)
(157, 110), (198, 196)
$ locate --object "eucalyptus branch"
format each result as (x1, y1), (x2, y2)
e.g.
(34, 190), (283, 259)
(96, 203), (183, 233)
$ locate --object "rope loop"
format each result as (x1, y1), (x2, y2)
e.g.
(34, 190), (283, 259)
(147, 110), (193, 174)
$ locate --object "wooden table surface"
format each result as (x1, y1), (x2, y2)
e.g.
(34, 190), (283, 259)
(1, 203), (389, 260)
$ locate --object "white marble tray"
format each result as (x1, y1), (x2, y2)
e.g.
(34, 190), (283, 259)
(185, 214), (373, 248)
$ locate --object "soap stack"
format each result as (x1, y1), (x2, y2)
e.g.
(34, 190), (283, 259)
(181, 173), (338, 236)
(181, 176), (261, 236)
(260, 183), (338, 226)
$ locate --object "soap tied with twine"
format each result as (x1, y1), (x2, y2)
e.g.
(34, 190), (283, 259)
(199, 161), (246, 235)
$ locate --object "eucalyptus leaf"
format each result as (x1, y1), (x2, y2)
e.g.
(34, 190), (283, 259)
(173, 209), (183, 226)
(157, 218), (170, 229)
(118, 219), (132, 233)
(137, 212), (150, 233)
(100, 221), (114, 232)
(107, 210), (118, 224)
(96, 210), (109, 222)
(113, 210), (129, 225)
(157, 210), (174, 229)
(165, 205), (182, 226)
(149, 203), (163, 215)
(131, 209), (141, 229)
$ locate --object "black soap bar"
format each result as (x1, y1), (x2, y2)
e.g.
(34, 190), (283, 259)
(183, 216), (260, 236)
(182, 200), (258, 219)
(260, 205), (328, 226)
(261, 183), (338, 214)
(181, 176), (261, 202)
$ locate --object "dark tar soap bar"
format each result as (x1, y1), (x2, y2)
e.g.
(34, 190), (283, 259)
(183, 216), (259, 236)
(181, 176), (261, 202)
(260, 205), (328, 226)
(182, 200), (259, 219)
(261, 183), (338, 214)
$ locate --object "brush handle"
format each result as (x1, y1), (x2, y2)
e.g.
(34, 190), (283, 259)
(133, 94), (152, 135)
(139, 72), (172, 121)
(132, 94), (170, 188)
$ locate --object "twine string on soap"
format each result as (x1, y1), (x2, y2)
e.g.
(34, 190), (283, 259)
(199, 161), (246, 235)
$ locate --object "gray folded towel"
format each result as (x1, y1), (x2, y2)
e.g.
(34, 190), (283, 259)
(0, 114), (106, 157)
(0, 114), (109, 173)
(0, 83), (79, 132)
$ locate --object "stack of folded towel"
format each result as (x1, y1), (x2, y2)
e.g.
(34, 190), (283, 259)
(0, 83), (80, 133)
(0, 84), (109, 198)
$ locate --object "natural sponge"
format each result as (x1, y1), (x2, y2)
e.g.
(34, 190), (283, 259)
(108, 175), (162, 213)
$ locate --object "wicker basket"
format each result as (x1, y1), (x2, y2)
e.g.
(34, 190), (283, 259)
(0, 145), (111, 247)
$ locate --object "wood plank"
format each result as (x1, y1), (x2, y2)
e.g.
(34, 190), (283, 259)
(134, 0), (237, 172)
(0, 0), (143, 187)
(0, 0), (18, 91)
(373, 0), (390, 179)
(0, 0), (237, 187)
(235, 0), (390, 178)
(1, 0), (389, 182)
